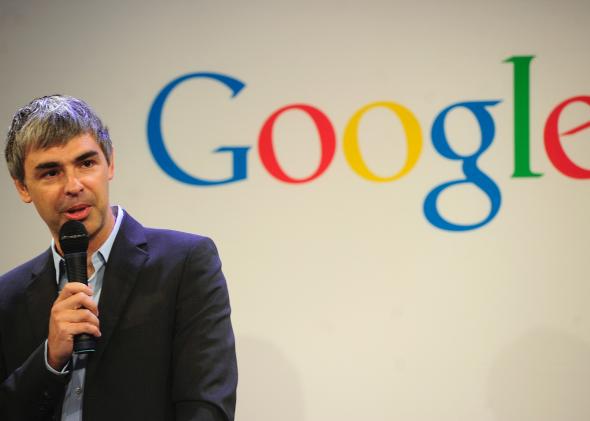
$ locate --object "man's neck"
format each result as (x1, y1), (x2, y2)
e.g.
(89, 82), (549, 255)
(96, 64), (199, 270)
(87, 206), (116, 257)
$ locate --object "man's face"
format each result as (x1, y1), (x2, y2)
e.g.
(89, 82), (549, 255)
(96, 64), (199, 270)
(14, 133), (115, 252)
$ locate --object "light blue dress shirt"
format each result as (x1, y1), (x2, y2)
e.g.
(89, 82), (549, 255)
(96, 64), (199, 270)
(44, 206), (125, 421)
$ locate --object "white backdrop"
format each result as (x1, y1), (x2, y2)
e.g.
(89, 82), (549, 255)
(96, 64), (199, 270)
(1, 1), (590, 420)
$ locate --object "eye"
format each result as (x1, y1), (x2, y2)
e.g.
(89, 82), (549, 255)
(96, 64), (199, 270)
(81, 159), (96, 168)
(41, 169), (60, 179)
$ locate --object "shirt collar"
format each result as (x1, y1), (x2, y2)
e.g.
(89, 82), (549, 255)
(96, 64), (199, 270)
(51, 205), (125, 283)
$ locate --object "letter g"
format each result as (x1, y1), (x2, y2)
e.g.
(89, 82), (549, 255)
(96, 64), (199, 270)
(147, 72), (250, 185)
(424, 100), (502, 231)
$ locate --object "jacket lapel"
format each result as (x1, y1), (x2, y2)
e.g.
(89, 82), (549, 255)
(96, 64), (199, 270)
(89, 213), (148, 367)
(25, 250), (58, 346)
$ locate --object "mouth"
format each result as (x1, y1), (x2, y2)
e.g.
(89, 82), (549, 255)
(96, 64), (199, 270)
(64, 204), (91, 221)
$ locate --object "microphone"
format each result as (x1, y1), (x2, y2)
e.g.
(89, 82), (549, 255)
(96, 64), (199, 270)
(59, 220), (96, 354)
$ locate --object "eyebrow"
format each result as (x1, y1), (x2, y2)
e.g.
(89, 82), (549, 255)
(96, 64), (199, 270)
(34, 150), (100, 172)
(34, 161), (60, 171)
(74, 151), (99, 163)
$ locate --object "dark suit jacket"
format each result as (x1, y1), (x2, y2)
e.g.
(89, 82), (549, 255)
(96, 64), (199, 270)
(0, 212), (237, 420)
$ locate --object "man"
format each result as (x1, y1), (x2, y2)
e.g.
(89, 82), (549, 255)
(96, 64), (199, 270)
(0, 95), (237, 420)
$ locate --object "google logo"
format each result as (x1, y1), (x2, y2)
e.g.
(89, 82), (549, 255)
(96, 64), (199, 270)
(147, 56), (590, 232)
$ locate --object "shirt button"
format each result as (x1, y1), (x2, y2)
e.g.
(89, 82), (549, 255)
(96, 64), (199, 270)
(75, 387), (83, 395)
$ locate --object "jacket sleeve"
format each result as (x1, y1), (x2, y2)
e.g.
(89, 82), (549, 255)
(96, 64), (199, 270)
(0, 339), (68, 420)
(172, 237), (238, 421)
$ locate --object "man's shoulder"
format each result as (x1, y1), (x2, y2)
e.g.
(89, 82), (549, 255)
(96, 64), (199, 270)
(143, 226), (216, 252)
(120, 212), (219, 258)
(0, 250), (50, 282)
(0, 250), (50, 301)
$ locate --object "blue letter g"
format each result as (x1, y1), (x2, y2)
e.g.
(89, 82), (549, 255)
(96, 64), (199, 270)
(425, 100), (502, 231)
(147, 72), (250, 186)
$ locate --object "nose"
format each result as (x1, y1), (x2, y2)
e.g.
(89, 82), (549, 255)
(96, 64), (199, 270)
(64, 171), (84, 195)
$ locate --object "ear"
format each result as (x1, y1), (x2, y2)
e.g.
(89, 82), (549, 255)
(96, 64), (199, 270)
(107, 148), (115, 180)
(14, 179), (32, 203)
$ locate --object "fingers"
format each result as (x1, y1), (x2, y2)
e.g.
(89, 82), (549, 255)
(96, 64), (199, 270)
(50, 305), (101, 341)
(47, 282), (102, 369)
(49, 306), (101, 341)
(55, 283), (99, 316)
(57, 282), (94, 300)
(51, 284), (100, 331)
(61, 321), (102, 338)
(54, 307), (100, 329)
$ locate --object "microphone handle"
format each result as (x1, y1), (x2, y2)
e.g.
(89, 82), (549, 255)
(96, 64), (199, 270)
(64, 252), (97, 354)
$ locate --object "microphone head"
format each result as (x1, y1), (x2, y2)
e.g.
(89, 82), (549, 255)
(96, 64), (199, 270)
(59, 220), (89, 254)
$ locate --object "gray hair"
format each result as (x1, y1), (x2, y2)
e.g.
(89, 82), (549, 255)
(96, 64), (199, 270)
(5, 95), (112, 183)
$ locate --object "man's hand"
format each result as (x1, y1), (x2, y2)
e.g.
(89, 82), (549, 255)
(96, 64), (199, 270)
(47, 283), (101, 370)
